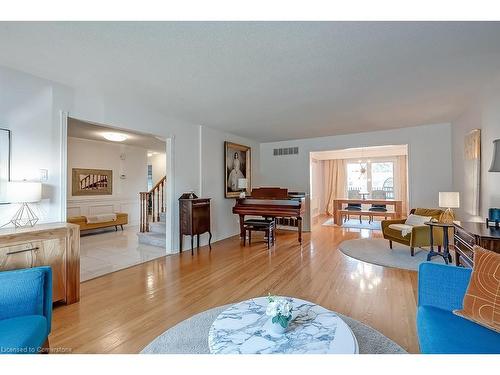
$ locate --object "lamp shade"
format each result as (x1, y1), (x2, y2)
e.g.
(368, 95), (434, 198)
(6, 181), (42, 203)
(237, 178), (248, 189)
(439, 192), (460, 209)
(489, 139), (500, 172)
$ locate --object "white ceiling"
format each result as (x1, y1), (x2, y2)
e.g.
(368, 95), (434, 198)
(311, 145), (408, 160)
(68, 117), (166, 153)
(1, 22), (500, 142)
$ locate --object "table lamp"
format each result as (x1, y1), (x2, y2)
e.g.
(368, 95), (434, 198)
(6, 181), (42, 227)
(439, 192), (460, 223)
(237, 178), (248, 198)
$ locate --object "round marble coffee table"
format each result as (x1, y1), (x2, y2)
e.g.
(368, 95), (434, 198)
(208, 297), (359, 354)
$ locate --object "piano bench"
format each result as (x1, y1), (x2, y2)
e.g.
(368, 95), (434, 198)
(243, 219), (276, 249)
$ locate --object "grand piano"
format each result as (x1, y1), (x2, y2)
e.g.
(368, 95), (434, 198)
(232, 187), (306, 243)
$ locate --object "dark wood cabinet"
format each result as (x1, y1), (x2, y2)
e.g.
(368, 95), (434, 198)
(453, 221), (500, 267)
(179, 197), (212, 255)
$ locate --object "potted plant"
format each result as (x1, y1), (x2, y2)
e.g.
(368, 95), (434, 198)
(265, 295), (293, 334)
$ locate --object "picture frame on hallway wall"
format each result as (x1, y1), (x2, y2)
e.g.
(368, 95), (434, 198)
(0, 128), (11, 204)
(72, 168), (113, 196)
(225, 141), (251, 198)
(464, 129), (481, 216)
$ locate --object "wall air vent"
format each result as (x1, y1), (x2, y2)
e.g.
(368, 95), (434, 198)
(273, 146), (299, 156)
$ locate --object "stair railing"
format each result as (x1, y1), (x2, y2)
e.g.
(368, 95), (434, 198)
(140, 176), (166, 233)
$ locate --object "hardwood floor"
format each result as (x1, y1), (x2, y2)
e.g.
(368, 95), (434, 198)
(50, 216), (419, 353)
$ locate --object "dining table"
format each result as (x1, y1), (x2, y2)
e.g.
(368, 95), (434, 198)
(332, 198), (403, 225)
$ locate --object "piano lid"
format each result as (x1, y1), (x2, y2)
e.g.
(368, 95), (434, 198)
(235, 198), (301, 207)
(250, 187), (288, 199)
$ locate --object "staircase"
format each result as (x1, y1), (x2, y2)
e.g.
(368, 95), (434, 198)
(137, 176), (166, 248)
(137, 211), (166, 247)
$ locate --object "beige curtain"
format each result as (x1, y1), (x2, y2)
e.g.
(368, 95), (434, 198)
(324, 159), (346, 215)
(395, 155), (409, 215)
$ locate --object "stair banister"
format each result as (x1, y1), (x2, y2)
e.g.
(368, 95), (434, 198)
(139, 176), (166, 233)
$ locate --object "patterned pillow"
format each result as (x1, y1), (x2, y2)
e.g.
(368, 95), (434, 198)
(453, 246), (500, 333)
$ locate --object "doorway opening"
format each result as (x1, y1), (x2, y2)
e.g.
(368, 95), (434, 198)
(64, 117), (170, 281)
(310, 145), (409, 232)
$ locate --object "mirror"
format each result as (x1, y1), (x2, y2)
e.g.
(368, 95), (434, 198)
(0, 128), (11, 204)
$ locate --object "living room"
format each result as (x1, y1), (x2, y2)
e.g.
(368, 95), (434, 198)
(1, 3), (499, 374)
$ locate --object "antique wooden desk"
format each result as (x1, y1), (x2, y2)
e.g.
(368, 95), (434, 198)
(179, 196), (212, 255)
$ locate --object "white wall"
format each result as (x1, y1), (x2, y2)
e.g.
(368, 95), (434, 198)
(0, 67), (69, 225)
(149, 152), (166, 187)
(67, 137), (148, 225)
(259, 123), (453, 230)
(451, 80), (500, 221)
(310, 158), (324, 218)
(200, 126), (260, 245)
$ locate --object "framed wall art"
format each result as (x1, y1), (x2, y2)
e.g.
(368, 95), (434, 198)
(72, 168), (113, 196)
(464, 129), (481, 216)
(224, 141), (251, 198)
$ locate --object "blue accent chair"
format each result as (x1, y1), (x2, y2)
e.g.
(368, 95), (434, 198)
(0, 267), (52, 354)
(417, 262), (500, 354)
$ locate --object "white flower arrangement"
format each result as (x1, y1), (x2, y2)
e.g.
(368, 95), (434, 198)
(266, 294), (293, 328)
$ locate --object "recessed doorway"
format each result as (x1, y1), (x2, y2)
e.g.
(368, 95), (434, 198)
(310, 145), (409, 232)
(64, 117), (171, 281)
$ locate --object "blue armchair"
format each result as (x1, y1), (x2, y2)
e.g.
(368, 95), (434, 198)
(417, 262), (500, 354)
(0, 267), (52, 354)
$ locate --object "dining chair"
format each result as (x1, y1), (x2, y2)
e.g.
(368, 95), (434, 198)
(369, 190), (388, 223)
(344, 189), (362, 223)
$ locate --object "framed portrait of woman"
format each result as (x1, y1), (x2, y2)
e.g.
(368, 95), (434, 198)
(224, 141), (251, 198)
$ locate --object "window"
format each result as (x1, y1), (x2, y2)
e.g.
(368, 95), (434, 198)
(347, 162), (368, 193)
(147, 164), (153, 190)
(346, 160), (394, 198)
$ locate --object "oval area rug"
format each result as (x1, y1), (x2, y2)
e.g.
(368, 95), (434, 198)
(339, 238), (449, 271)
(140, 304), (407, 354)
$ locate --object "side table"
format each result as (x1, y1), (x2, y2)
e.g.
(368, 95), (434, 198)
(425, 221), (454, 264)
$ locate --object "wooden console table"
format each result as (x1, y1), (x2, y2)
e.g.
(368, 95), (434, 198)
(453, 221), (500, 267)
(0, 222), (80, 304)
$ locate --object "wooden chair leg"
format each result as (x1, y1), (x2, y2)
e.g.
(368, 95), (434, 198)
(438, 245), (442, 253)
(410, 247), (415, 256)
(359, 215), (362, 224)
(248, 230), (252, 245)
(389, 240), (393, 249)
(243, 228), (246, 246)
(266, 229), (270, 249)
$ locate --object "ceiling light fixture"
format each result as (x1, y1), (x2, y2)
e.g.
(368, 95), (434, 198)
(102, 132), (128, 142)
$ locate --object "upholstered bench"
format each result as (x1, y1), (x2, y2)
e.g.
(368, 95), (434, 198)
(243, 219), (276, 249)
(68, 212), (128, 232)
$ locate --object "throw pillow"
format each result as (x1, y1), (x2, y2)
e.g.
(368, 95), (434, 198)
(404, 214), (431, 226)
(453, 246), (500, 333)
